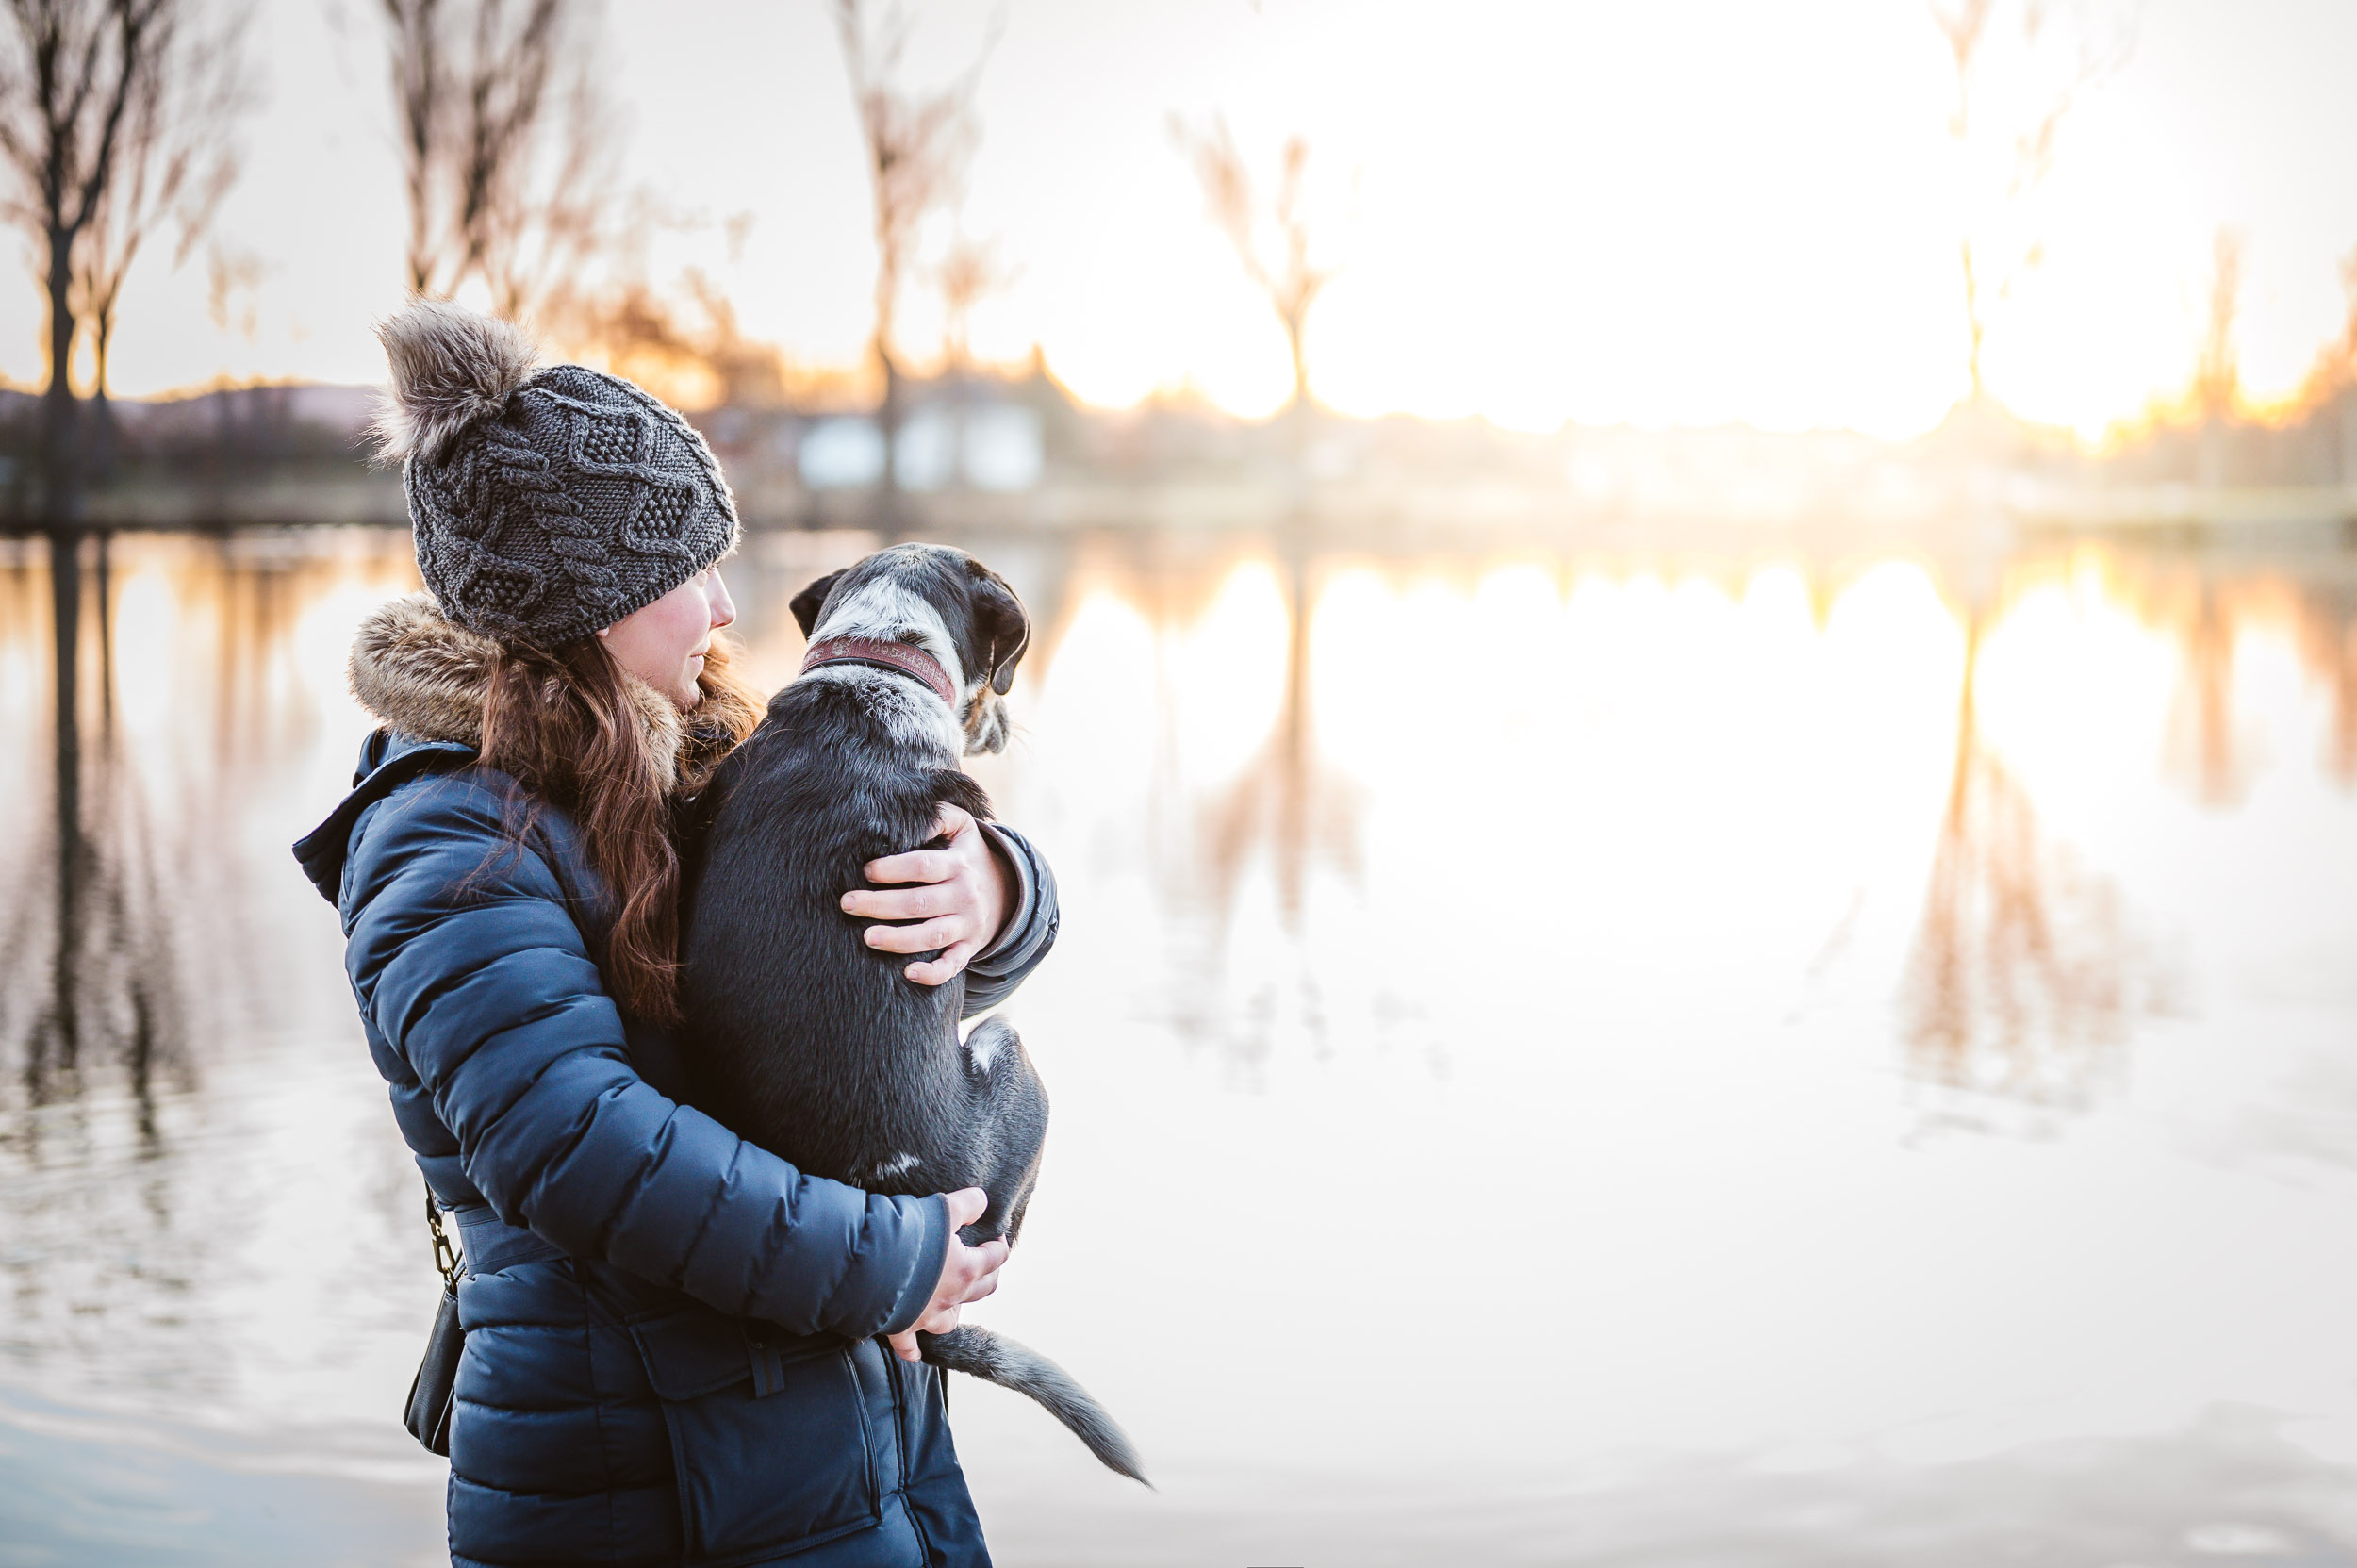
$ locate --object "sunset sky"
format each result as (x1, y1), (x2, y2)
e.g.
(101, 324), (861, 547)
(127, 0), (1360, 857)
(12, 0), (2357, 440)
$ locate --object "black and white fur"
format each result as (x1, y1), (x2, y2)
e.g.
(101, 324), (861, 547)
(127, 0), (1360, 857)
(680, 543), (1143, 1483)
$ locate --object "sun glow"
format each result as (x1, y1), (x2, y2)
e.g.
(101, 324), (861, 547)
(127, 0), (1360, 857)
(20, 0), (2355, 443)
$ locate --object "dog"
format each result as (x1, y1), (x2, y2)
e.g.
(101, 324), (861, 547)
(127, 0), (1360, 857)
(679, 542), (1144, 1483)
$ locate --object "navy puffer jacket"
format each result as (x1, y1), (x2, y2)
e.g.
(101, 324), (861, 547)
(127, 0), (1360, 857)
(292, 600), (1060, 1568)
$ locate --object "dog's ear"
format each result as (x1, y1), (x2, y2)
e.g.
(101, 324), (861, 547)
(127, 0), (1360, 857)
(970, 564), (1030, 695)
(790, 569), (844, 638)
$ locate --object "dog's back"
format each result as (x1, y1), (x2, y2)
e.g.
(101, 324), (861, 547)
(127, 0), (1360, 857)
(684, 672), (991, 1194)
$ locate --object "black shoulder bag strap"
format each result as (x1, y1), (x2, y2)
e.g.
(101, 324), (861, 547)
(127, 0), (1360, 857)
(404, 1180), (466, 1457)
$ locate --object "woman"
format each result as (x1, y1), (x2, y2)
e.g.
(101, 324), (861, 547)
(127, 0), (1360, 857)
(293, 300), (1056, 1567)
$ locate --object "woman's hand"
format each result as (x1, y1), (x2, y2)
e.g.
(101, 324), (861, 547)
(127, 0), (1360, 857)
(887, 1188), (1008, 1363)
(843, 803), (1011, 985)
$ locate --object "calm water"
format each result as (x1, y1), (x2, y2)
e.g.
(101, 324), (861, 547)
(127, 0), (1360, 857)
(4, 522), (2357, 1566)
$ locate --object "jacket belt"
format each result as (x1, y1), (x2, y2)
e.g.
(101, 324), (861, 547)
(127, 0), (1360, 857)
(452, 1204), (566, 1277)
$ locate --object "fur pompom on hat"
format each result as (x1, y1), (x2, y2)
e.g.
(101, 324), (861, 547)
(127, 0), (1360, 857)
(371, 297), (740, 647)
(371, 298), (539, 466)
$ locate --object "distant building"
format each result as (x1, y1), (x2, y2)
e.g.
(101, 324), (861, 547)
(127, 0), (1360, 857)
(799, 400), (1045, 494)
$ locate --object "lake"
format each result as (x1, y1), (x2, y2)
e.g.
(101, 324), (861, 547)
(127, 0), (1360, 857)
(5, 520), (2357, 1566)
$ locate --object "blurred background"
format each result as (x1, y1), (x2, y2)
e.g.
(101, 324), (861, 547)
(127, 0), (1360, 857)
(5, 1), (2357, 1564)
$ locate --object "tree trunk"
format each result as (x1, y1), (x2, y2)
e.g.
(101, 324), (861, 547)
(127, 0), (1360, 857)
(45, 522), (84, 1076)
(1960, 239), (1985, 403)
(44, 226), (82, 520)
(876, 332), (904, 519)
(1285, 312), (1310, 414)
(88, 312), (120, 483)
(1282, 310), (1314, 475)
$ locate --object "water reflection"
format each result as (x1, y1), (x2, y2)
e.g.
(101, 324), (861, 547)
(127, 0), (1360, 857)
(1902, 604), (2149, 1108)
(3, 532), (336, 1123)
(1893, 544), (2357, 1113)
(6, 523), (2357, 1562)
(1178, 542), (1371, 1063)
(2298, 568), (2357, 785)
(0, 529), (427, 1427)
(1198, 535), (1352, 927)
(1078, 538), (1366, 1065)
(2169, 575), (2255, 808)
(8, 526), (2354, 1116)
(6, 530), (190, 1134)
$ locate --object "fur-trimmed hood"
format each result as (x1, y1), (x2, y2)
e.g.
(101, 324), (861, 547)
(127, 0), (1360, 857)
(348, 593), (691, 790)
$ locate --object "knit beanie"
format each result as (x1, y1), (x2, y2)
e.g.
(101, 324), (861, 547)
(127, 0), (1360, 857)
(373, 298), (740, 646)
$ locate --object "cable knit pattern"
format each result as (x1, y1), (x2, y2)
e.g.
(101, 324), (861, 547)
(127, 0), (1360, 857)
(392, 309), (739, 646)
(482, 421), (620, 621)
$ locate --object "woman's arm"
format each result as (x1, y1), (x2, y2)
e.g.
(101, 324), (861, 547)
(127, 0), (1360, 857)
(345, 772), (959, 1340)
(844, 804), (1061, 1010)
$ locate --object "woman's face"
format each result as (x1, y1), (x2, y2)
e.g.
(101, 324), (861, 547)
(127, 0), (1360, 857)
(598, 567), (737, 709)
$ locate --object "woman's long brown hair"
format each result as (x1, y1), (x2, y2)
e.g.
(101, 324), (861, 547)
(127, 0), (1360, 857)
(476, 632), (764, 1027)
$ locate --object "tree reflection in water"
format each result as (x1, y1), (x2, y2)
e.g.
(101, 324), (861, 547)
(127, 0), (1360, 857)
(1902, 605), (2151, 1109)
(2167, 576), (2254, 808)
(1165, 534), (1368, 1068)
(0, 530), (428, 1411)
(14, 531), (2345, 1116)
(2296, 566), (2357, 785)
(1891, 539), (2357, 1112)
(1202, 544), (1363, 856)
(2, 530), (190, 1141)
(3, 533), (347, 1131)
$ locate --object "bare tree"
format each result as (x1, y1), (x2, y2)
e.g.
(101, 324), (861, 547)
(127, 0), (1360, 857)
(0, 0), (180, 499)
(2293, 243), (2357, 485)
(73, 0), (246, 420)
(1173, 115), (1337, 415)
(832, 0), (991, 490)
(2193, 225), (2241, 420)
(2306, 246), (2357, 392)
(2193, 225), (2241, 487)
(380, 0), (612, 322)
(1929, 0), (2133, 404)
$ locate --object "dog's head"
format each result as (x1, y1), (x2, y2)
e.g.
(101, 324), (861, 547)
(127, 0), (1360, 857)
(791, 543), (1031, 755)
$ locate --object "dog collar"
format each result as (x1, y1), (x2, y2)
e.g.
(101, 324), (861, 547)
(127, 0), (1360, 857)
(799, 636), (960, 707)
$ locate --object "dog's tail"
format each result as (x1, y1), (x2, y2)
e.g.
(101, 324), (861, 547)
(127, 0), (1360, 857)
(917, 1325), (1147, 1485)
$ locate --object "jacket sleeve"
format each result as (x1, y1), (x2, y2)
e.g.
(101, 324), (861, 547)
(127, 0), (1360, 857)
(344, 772), (947, 1339)
(964, 821), (1060, 1016)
